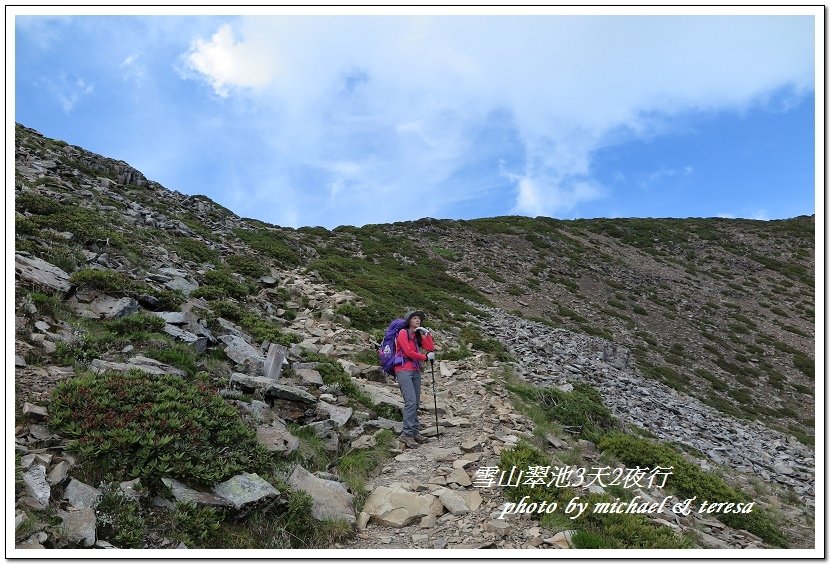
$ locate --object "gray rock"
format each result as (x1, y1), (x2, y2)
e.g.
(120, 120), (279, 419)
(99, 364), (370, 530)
(219, 335), (266, 369)
(161, 478), (231, 508)
(163, 276), (198, 296)
(266, 383), (317, 404)
(58, 508), (97, 547)
(318, 401), (353, 426)
(22, 465), (50, 509)
(352, 380), (404, 411)
(337, 359), (361, 376)
(212, 472), (280, 510)
(259, 275), (278, 287)
(63, 479), (102, 509)
(153, 311), (189, 325)
(89, 296), (139, 319)
(229, 373), (317, 403)
(47, 461), (71, 486)
(256, 424), (300, 454)
(22, 402), (48, 420)
(366, 417), (404, 435)
(163, 324), (208, 354)
(288, 465), (355, 524)
(296, 368), (324, 386)
(90, 357), (186, 377)
(119, 479), (142, 500)
(15, 254), (71, 293)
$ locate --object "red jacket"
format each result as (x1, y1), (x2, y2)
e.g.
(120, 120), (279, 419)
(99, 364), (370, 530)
(394, 328), (435, 373)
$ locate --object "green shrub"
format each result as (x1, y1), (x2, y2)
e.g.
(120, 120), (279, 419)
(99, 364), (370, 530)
(792, 352), (814, 378)
(170, 502), (224, 548)
(336, 429), (396, 508)
(96, 486), (146, 548)
(70, 268), (134, 295)
(235, 229), (301, 266)
(145, 289), (187, 311)
(145, 343), (199, 376)
(106, 312), (166, 336)
(49, 371), (271, 489)
(607, 298), (627, 310)
(506, 381), (616, 442)
(598, 433), (787, 547)
(225, 254), (269, 279)
(193, 269), (252, 300)
(170, 237), (219, 265)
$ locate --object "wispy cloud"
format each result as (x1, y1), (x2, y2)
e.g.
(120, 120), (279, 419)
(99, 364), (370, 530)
(120, 53), (147, 87)
(639, 165), (695, 190)
(38, 73), (95, 113)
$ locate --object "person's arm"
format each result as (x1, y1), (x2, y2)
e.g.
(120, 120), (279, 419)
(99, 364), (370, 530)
(397, 329), (427, 361)
(420, 332), (435, 352)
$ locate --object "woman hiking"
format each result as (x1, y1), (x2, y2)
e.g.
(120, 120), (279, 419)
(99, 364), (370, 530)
(395, 310), (435, 449)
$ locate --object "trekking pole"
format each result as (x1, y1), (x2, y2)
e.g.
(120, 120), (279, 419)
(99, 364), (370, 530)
(430, 360), (439, 439)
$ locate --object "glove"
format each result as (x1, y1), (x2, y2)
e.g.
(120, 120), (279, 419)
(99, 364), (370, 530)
(426, 352), (436, 362)
(414, 327), (431, 335)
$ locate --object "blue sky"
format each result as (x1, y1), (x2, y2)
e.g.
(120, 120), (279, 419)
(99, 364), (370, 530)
(13, 11), (817, 229)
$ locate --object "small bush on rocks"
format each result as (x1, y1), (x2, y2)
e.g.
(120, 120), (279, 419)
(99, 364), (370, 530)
(49, 371), (272, 490)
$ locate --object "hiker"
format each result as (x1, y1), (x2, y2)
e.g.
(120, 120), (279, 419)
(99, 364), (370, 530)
(395, 310), (435, 449)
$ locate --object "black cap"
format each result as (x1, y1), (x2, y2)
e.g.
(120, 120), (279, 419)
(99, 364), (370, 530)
(404, 310), (425, 325)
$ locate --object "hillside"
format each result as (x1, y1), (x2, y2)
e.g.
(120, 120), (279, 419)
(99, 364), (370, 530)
(13, 123), (815, 550)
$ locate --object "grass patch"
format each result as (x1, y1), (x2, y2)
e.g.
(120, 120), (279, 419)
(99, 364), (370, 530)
(337, 429), (397, 509)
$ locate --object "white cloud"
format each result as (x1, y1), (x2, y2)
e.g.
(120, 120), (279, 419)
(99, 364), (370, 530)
(184, 24), (275, 97)
(179, 15), (814, 225)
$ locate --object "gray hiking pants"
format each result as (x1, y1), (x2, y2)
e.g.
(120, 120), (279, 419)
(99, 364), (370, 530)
(396, 370), (421, 437)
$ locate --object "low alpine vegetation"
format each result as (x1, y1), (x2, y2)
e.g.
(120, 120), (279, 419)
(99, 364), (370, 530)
(49, 370), (273, 490)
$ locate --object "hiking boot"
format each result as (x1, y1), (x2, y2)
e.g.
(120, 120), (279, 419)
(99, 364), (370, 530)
(399, 435), (419, 449)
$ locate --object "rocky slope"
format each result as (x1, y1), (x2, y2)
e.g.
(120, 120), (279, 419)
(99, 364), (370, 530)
(14, 123), (815, 550)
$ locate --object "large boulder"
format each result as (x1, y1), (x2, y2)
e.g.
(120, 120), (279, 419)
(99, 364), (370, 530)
(90, 356), (186, 377)
(352, 380), (403, 411)
(15, 254), (71, 293)
(162, 324), (208, 354)
(288, 465), (355, 525)
(362, 486), (444, 527)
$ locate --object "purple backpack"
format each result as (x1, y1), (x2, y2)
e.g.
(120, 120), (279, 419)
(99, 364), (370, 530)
(378, 319), (408, 375)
